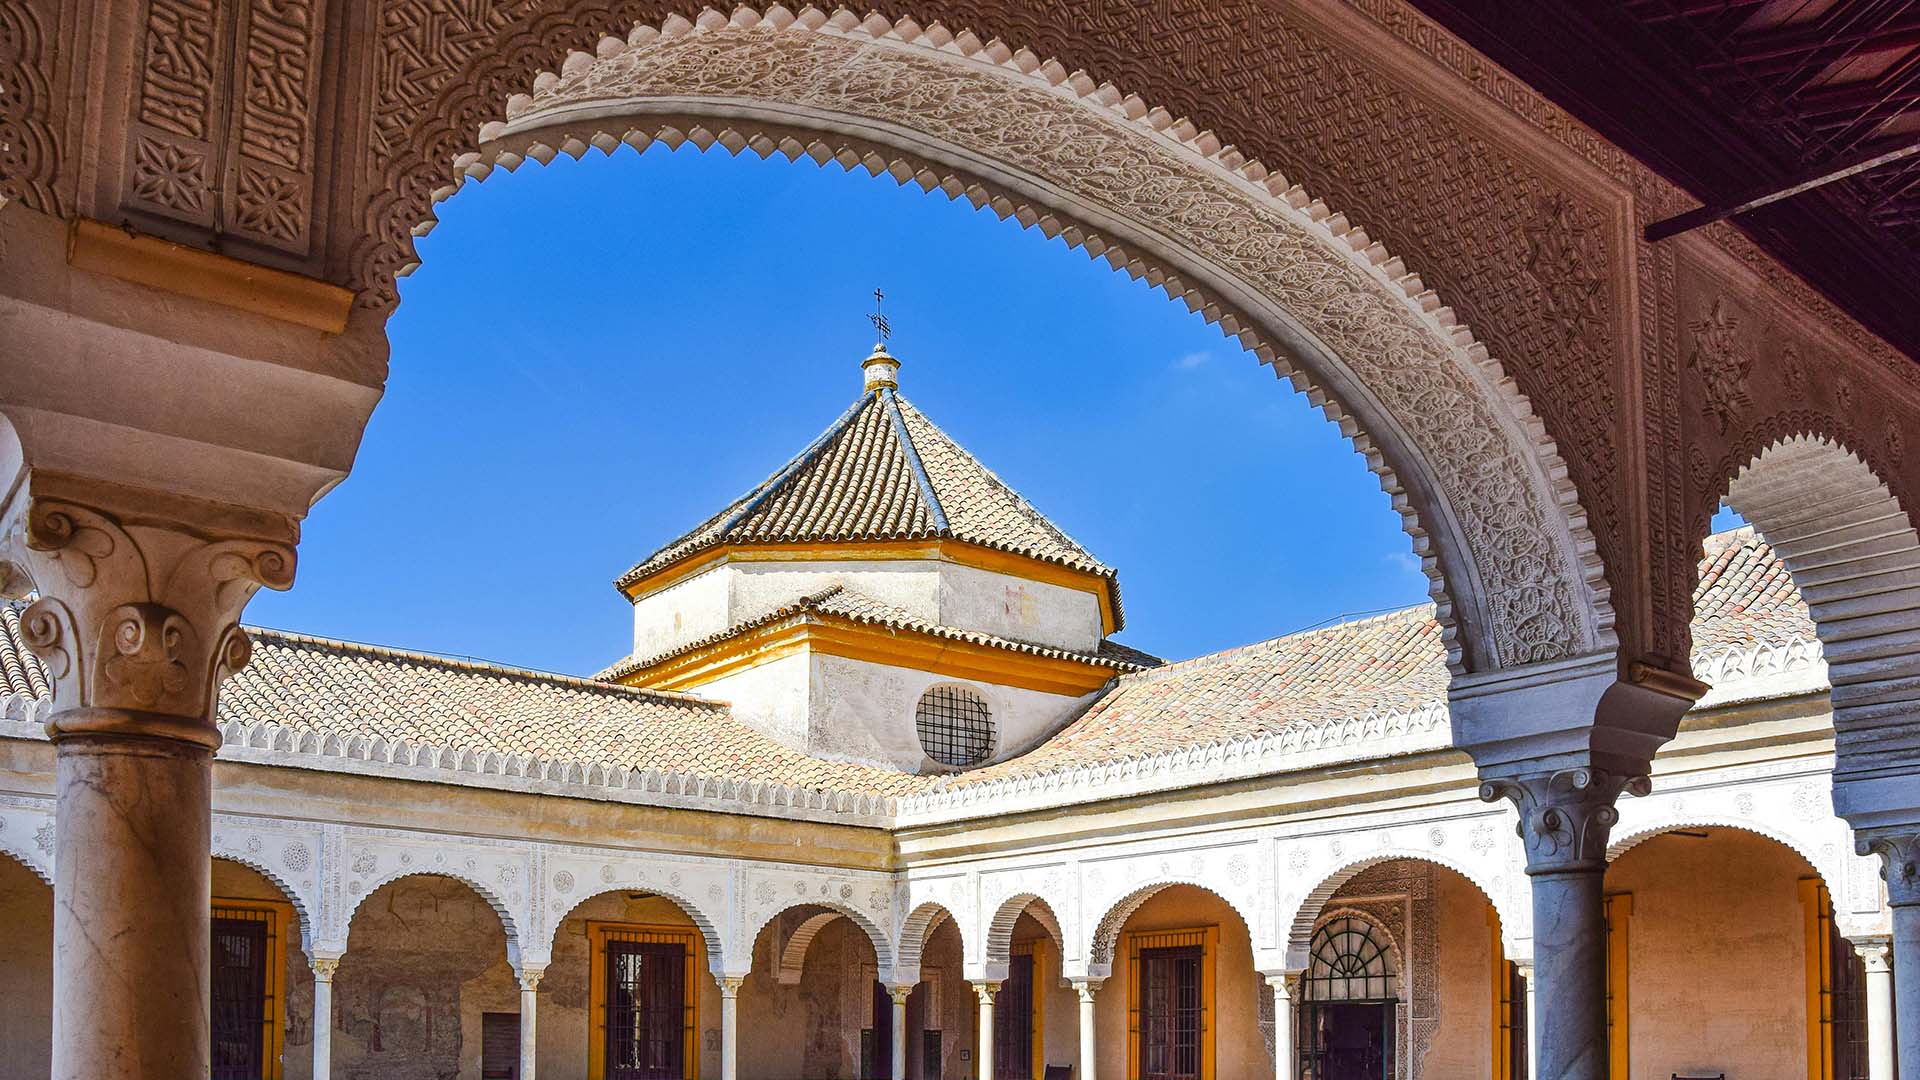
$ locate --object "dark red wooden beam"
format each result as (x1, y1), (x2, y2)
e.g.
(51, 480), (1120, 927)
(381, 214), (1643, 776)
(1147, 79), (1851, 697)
(1715, 14), (1920, 74)
(1647, 134), (1920, 241)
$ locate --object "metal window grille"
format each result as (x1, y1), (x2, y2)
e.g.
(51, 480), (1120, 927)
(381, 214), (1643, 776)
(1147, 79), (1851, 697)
(1302, 916), (1397, 1003)
(210, 913), (270, 1080)
(916, 685), (993, 767)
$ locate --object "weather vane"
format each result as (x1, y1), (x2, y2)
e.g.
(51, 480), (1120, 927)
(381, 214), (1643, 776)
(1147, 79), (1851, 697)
(868, 288), (892, 342)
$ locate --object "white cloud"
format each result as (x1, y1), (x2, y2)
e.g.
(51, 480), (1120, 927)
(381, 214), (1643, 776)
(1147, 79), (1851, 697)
(1384, 551), (1426, 581)
(1174, 351), (1210, 371)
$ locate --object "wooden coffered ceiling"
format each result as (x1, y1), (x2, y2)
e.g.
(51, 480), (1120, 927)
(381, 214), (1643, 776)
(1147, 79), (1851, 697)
(1408, 0), (1920, 363)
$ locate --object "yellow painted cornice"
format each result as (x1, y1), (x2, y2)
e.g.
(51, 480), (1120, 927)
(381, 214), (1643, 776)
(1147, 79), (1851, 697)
(619, 538), (1119, 635)
(67, 218), (353, 333)
(618, 611), (1121, 697)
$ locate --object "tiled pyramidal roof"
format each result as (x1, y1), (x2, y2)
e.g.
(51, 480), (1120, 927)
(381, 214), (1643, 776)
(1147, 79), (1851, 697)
(0, 529), (1820, 805)
(614, 388), (1123, 626)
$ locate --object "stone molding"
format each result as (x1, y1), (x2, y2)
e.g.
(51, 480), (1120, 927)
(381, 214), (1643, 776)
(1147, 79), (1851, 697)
(449, 5), (1613, 677)
(0, 623), (1831, 830)
(0, 746), (1888, 979)
(1859, 831), (1920, 909)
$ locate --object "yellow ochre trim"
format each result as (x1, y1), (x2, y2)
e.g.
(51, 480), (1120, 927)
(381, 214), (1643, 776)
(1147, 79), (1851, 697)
(619, 539), (1119, 636)
(67, 218), (353, 334)
(1604, 893), (1632, 1080)
(620, 614), (1122, 697)
(1122, 925), (1218, 1080)
(586, 921), (703, 1080)
(1800, 878), (1836, 1080)
(1491, 908), (1512, 1080)
(212, 896), (294, 1080)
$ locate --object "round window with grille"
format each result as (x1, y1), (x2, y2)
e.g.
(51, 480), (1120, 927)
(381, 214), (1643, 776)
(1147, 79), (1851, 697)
(915, 684), (994, 767)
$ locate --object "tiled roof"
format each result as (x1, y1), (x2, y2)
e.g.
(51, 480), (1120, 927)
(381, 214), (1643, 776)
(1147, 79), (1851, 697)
(614, 388), (1123, 626)
(943, 527), (1821, 787)
(948, 606), (1448, 785)
(0, 529), (1822, 803)
(600, 584), (1159, 682)
(1692, 527), (1817, 651)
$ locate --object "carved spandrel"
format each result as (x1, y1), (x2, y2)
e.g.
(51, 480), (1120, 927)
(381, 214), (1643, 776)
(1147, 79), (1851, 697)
(123, 0), (324, 255)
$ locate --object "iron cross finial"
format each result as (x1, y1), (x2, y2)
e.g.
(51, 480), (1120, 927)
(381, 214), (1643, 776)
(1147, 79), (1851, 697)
(868, 288), (892, 342)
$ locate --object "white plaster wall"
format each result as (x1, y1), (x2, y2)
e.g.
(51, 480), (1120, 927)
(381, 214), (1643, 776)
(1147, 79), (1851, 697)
(631, 565), (734, 658)
(731, 561), (944, 628)
(810, 654), (1098, 772)
(695, 651), (814, 752)
(936, 562), (1102, 653)
(631, 556), (1106, 662)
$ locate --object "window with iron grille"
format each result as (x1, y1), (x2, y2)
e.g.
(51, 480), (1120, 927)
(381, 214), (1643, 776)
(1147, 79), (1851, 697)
(916, 685), (993, 767)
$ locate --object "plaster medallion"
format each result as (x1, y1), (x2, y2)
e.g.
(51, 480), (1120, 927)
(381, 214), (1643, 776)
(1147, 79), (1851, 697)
(283, 842), (312, 872)
(351, 852), (376, 876)
(552, 870), (574, 894)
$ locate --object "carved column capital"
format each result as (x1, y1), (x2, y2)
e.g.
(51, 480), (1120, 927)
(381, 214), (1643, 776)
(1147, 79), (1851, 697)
(0, 478), (296, 747)
(1857, 831), (1920, 907)
(1480, 767), (1650, 874)
(310, 956), (342, 982)
(516, 965), (546, 992)
(1849, 936), (1893, 973)
(972, 981), (1000, 1004)
(1070, 977), (1104, 1003)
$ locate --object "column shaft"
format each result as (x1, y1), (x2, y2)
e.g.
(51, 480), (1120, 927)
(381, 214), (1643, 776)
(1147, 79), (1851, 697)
(1859, 942), (1894, 1080)
(720, 978), (743, 1080)
(1267, 977), (1293, 1080)
(1529, 868), (1608, 1080)
(52, 732), (212, 1080)
(975, 983), (997, 1080)
(311, 957), (339, 1080)
(891, 986), (911, 1080)
(1893, 904), (1919, 1079)
(1074, 981), (1100, 1080)
(518, 970), (541, 1080)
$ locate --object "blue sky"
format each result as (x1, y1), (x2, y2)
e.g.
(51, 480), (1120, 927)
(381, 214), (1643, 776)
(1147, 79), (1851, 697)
(246, 145), (1441, 674)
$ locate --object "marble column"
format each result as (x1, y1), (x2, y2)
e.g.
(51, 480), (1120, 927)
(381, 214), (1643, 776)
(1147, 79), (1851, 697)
(310, 955), (341, 1079)
(1481, 767), (1647, 1080)
(974, 981), (998, 1080)
(1860, 833), (1920, 1079)
(1263, 974), (1295, 1080)
(720, 977), (744, 1080)
(518, 965), (544, 1080)
(889, 984), (913, 1080)
(1071, 978), (1102, 1080)
(0, 489), (295, 1080)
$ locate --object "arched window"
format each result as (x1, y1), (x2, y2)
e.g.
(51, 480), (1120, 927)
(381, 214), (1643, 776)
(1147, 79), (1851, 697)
(1303, 914), (1397, 1002)
(1298, 915), (1398, 1080)
(915, 685), (993, 767)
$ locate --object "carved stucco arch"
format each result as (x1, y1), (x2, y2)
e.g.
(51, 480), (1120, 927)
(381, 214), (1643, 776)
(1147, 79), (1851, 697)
(212, 851), (319, 954)
(0, 836), (52, 887)
(1283, 850), (1521, 969)
(1716, 432), (1920, 799)
(983, 892), (1064, 968)
(774, 910), (843, 984)
(1607, 818), (1834, 888)
(1084, 879), (1258, 978)
(895, 900), (959, 983)
(744, 897), (894, 980)
(545, 882), (728, 975)
(341, 870), (524, 966)
(388, 4), (1614, 677)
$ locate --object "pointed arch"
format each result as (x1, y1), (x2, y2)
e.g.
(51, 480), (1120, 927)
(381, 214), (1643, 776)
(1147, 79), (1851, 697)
(1718, 433), (1920, 819)
(1284, 850), (1521, 967)
(377, 4), (1620, 678)
(1086, 879), (1258, 973)
(344, 870), (521, 965)
(895, 900), (959, 983)
(546, 882), (728, 975)
(745, 898), (894, 979)
(984, 893), (1065, 967)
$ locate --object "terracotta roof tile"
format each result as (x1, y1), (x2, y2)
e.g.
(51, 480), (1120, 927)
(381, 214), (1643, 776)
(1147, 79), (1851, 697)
(614, 389), (1123, 624)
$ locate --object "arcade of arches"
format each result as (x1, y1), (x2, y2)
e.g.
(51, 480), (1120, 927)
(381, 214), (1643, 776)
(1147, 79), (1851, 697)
(5, 2), (1920, 1080)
